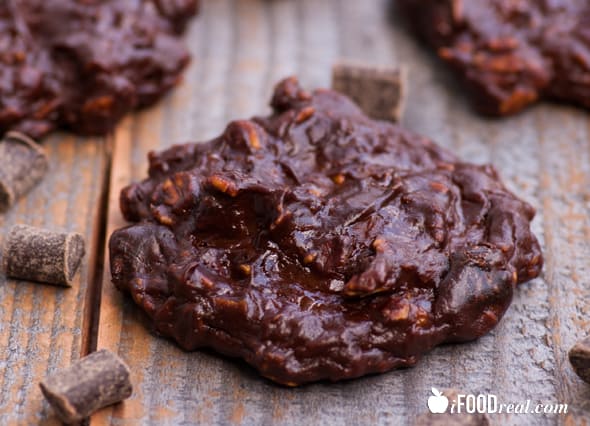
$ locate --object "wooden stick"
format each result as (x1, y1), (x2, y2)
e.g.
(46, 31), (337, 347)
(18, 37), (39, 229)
(39, 349), (132, 424)
(2, 224), (85, 286)
(332, 62), (407, 122)
(0, 131), (48, 212)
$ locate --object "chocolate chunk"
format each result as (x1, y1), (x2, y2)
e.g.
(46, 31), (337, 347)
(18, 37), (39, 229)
(109, 77), (542, 385)
(569, 337), (590, 384)
(3, 225), (85, 287)
(398, 0), (590, 115)
(0, 132), (48, 212)
(332, 63), (406, 122)
(0, 0), (198, 139)
(39, 349), (132, 424)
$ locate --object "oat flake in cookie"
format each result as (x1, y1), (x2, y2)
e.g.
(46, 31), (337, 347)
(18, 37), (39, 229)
(398, 0), (590, 116)
(109, 77), (543, 386)
(0, 0), (198, 139)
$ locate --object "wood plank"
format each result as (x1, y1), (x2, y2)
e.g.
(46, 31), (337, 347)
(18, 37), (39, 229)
(94, 0), (590, 424)
(0, 133), (108, 424)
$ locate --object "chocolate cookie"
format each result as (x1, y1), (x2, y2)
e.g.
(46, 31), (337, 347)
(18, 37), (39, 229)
(0, 0), (198, 139)
(109, 77), (542, 385)
(398, 0), (590, 115)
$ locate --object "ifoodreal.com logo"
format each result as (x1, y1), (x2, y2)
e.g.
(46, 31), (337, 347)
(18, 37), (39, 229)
(426, 388), (568, 416)
(427, 388), (449, 413)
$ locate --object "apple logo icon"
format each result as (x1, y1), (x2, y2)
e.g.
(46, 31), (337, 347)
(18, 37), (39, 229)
(427, 387), (449, 414)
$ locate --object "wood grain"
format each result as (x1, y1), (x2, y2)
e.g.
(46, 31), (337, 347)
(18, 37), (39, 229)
(0, 133), (109, 424)
(93, 0), (590, 425)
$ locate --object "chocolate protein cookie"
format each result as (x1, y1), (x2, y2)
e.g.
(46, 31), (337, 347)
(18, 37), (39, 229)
(109, 77), (542, 385)
(0, 0), (198, 139)
(398, 0), (590, 115)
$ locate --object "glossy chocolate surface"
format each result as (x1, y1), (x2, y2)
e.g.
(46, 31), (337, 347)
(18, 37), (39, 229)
(0, 0), (198, 138)
(110, 77), (542, 385)
(399, 0), (590, 115)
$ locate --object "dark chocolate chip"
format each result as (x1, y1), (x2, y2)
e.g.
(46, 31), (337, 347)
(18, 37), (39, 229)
(332, 62), (406, 122)
(569, 337), (590, 384)
(39, 349), (132, 424)
(0, 131), (48, 212)
(2, 224), (85, 286)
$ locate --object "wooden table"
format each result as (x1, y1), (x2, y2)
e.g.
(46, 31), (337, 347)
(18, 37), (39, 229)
(2, 1), (590, 424)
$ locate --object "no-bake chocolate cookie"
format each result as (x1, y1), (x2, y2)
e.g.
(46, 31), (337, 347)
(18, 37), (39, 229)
(0, 0), (198, 139)
(109, 77), (542, 385)
(398, 0), (590, 115)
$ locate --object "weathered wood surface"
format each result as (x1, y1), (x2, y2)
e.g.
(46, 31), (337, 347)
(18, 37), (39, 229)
(0, 133), (109, 424)
(94, 0), (590, 425)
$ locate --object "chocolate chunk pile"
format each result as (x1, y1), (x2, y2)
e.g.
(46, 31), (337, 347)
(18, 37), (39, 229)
(399, 0), (590, 115)
(0, 0), (198, 139)
(109, 77), (542, 385)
